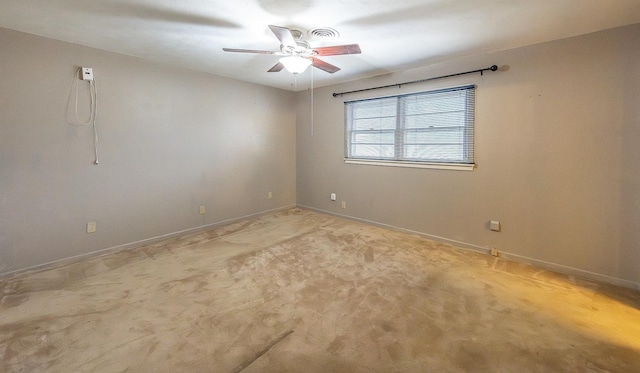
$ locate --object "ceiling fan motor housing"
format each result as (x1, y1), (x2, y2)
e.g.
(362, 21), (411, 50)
(281, 39), (315, 57)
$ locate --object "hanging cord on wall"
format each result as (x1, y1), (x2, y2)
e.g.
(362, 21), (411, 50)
(310, 66), (314, 136)
(66, 67), (99, 164)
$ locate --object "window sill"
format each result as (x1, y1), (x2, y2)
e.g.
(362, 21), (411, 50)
(344, 159), (475, 171)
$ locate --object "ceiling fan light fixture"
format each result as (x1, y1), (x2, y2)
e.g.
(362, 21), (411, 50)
(279, 56), (312, 75)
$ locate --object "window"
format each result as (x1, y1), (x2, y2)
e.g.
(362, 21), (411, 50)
(344, 85), (475, 170)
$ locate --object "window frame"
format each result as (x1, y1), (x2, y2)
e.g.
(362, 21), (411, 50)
(344, 85), (476, 171)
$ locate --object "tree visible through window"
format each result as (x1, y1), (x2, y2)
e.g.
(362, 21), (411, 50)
(345, 85), (475, 165)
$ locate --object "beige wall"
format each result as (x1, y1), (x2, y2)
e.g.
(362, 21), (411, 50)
(296, 24), (640, 287)
(0, 28), (296, 274)
(2, 24), (639, 288)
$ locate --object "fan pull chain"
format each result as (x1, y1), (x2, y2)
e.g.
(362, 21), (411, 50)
(310, 67), (314, 136)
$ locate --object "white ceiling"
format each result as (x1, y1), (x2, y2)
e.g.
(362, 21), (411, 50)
(1, 0), (640, 91)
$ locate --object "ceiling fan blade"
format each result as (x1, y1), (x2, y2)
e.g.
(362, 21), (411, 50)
(268, 62), (285, 72)
(313, 44), (361, 56)
(311, 57), (341, 74)
(268, 25), (297, 48)
(222, 48), (275, 54)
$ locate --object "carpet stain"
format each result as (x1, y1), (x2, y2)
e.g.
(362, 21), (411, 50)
(364, 247), (374, 262)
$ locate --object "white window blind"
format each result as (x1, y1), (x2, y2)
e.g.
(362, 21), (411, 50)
(345, 85), (475, 166)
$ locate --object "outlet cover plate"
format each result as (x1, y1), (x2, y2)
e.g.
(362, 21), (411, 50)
(490, 220), (501, 232)
(81, 67), (94, 81)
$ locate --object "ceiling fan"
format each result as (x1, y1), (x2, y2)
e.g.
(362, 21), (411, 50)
(223, 25), (361, 75)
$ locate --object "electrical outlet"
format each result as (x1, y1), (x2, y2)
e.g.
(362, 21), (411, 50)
(199, 206), (205, 214)
(490, 220), (501, 232)
(81, 67), (94, 81)
(86, 222), (96, 233)
(490, 248), (499, 257)
(341, 201), (346, 209)
(330, 193), (337, 201)
(268, 192), (272, 199)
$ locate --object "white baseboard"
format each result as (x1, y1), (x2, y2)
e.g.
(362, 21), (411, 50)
(497, 251), (639, 290)
(1, 205), (296, 279)
(297, 205), (640, 291)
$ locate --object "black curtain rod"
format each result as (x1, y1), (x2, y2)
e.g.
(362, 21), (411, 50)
(332, 65), (498, 98)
